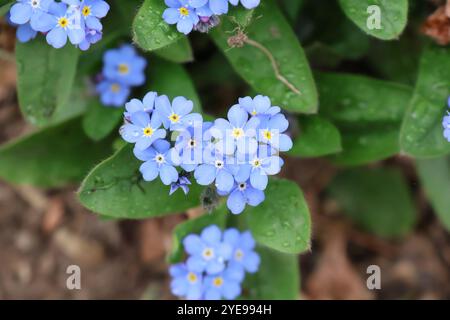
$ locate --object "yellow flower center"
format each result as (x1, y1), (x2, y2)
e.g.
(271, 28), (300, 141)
(179, 7), (189, 16)
(110, 83), (120, 93)
(235, 249), (244, 261)
(202, 248), (214, 260)
(252, 159), (261, 168)
(251, 110), (258, 116)
(82, 5), (91, 17)
(169, 113), (180, 123)
(213, 277), (224, 287)
(118, 63), (129, 75)
(232, 128), (244, 139)
(58, 17), (69, 28)
(263, 129), (272, 141)
(143, 126), (154, 137)
(187, 272), (197, 284)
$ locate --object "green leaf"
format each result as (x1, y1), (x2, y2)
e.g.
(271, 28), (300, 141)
(78, 145), (203, 219)
(153, 37), (193, 63)
(82, 99), (123, 141)
(280, 0), (305, 23)
(328, 168), (417, 238)
(245, 179), (311, 254)
(132, 0), (183, 51)
(0, 1), (12, 16)
(316, 72), (412, 165)
(416, 157), (450, 231)
(338, 0), (408, 40)
(16, 38), (79, 126)
(289, 116), (342, 158)
(400, 45), (450, 157)
(0, 118), (112, 188)
(148, 58), (202, 112)
(210, 0), (318, 113)
(244, 246), (299, 300)
(168, 205), (227, 263)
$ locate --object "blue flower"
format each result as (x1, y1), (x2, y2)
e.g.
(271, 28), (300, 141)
(78, 26), (102, 50)
(162, 0), (200, 34)
(155, 95), (202, 131)
(103, 45), (146, 86)
(207, 0), (229, 15)
(169, 263), (203, 300)
(124, 91), (158, 120)
(9, 0), (54, 32)
(134, 140), (180, 185)
(210, 105), (260, 156)
(220, 180), (265, 214)
(170, 174), (192, 195)
(96, 79), (130, 107)
(174, 120), (212, 172)
(223, 228), (260, 273)
(16, 22), (38, 42)
(71, 0), (109, 30)
(194, 149), (238, 193)
(203, 265), (243, 300)
(183, 225), (232, 275)
(257, 113), (293, 152)
(229, 0), (260, 10)
(120, 111), (166, 150)
(45, 2), (85, 48)
(443, 113), (450, 142)
(234, 145), (283, 190)
(238, 95), (281, 118)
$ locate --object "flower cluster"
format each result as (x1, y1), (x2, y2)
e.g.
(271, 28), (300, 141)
(95, 45), (146, 107)
(119, 91), (292, 214)
(8, 0), (109, 50)
(443, 96), (450, 142)
(170, 225), (260, 300)
(162, 0), (260, 35)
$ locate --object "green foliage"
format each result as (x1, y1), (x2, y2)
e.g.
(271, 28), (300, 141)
(169, 205), (228, 263)
(153, 38), (193, 63)
(244, 246), (299, 300)
(338, 0), (408, 40)
(78, 145), (204, 219)
(0, 118), (112, 187)
(416, 158), (450, 231)
(316, 72), (412, 165)
(289, 116), (342, 158)
(133, 0), (183, 51)
(328, 168), (417, 238)
(210, 0), (318, 113)
(400, 45), (450, 157)
(15, 38), (79, 127)
(82, 99), (123, 141)
(245, 179), (311, 254)
(0, 1), (12, 15)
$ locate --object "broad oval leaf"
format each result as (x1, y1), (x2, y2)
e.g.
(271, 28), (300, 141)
(132, 0), (183, 51)
(400, 45), (450, 157)
(210, 0), (318, 113)
(245, 179), (311, 254)
(289, 115), (342, 158)
(78, 145), (203, 219)
(244, 246), (299, 300)
(0, 118), (112, 188)
(16, 38), (79, 126)
(153, 37), (193, 63)
(416, 157), (450, 232)
(338, 0), (408, 40)
(316, 72), (412, 165)
(82, 99), (123, 141)
(169, 205), (227, 263)
(328, 168), (417, 238)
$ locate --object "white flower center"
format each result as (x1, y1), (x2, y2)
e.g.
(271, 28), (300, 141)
(251, 158), (262, 168)
(214, 160), (224, 169)
(155, 154), (165, 164)
(238, 182), (247, 191)
(30, 0), (40, 9)
(187, 138), (196, 148)
(232, 127), (244, 139)
(202, 248), (214, 260)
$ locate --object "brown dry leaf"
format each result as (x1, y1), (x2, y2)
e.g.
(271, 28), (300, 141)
(306, 223), (374, 300)
(421, 5), (450, 45)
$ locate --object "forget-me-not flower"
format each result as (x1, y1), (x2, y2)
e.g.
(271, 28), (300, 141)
(155, 95), (202, 131)
(170, 174), (192, 195)
(9, 0), (54, 32)
(96, 79), (130, 107)
(120, 111), (166, 150)
(103, 45), (147, 86)
(257, 113), (293, 152)
(238, 95), (281, 118)
(223, 228), (260, 273)
(170, 263), (203, 300)
(229, 0), (260, 10)
(203, 264), (244, 300)
(134, 140), (180, 185)
(220, 179), (265, 214)
(45, 2), (85, 48)
(162, 0), (200, 34)
(124, 91), (158, 120)
(183, 225), (232, 275)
